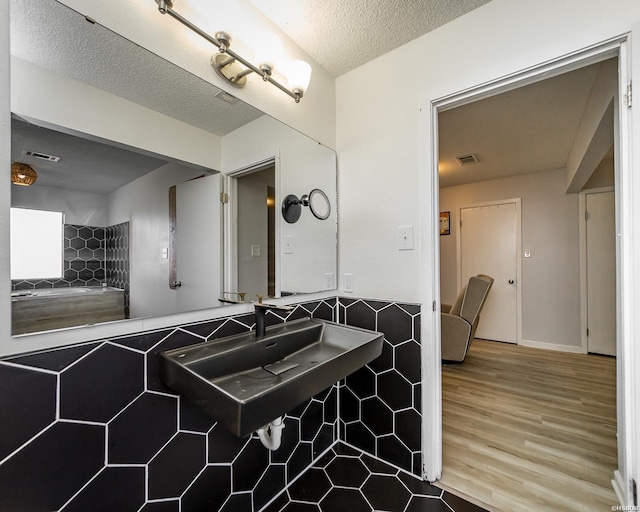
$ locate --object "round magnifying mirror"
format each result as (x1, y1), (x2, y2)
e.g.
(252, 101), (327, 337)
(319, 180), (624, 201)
(308, 189), (331, 220)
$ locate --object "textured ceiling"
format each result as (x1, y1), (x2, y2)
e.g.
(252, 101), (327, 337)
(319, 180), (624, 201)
(249, 0), (494, 77)
(12, 117), (170, 194)
(11, 0), (614, 194)
(438, 60), (615, 188)
(10, 0), (264, 194)
(10, 0), (264, 136)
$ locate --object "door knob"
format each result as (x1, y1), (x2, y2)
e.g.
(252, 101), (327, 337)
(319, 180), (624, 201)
(508, 279), (515, 284)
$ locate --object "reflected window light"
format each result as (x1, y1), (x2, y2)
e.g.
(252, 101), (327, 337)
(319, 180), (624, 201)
(10, 208), (64, 280)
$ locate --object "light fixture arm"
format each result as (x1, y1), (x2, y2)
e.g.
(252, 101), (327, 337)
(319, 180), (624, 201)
(155, 0), (304, 103)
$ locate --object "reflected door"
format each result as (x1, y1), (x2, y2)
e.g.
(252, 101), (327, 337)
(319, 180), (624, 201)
(175, 174), (222, 313)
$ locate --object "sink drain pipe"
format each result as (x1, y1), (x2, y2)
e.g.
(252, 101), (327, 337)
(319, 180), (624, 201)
(257, 417), (285, 450)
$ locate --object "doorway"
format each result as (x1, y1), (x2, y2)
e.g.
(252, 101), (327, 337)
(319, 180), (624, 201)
(226, 161), (277, 301)
(582, 188), (617, 356)
(433, 47), (624, 509)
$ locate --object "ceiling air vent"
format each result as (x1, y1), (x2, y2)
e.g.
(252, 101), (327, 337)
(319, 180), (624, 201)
(22, 150), (60, 162)
(455, 153), (479, 166)
(214, 89), (239, 105)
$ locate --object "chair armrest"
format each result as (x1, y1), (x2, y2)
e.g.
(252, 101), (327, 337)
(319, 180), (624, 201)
(441, 303), (452, 314)
(440, 313), (472, 362)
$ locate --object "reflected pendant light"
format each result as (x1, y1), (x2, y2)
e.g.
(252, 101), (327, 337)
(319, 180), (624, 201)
(11, 162), (38, 186)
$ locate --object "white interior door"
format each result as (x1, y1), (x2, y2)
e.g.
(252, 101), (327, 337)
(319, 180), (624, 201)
(175, 174), (221, 313)
(460, 202), (518, 343)
(586, 191), (616, 356)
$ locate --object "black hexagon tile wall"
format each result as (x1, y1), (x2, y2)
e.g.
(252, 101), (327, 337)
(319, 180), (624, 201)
(0, 297), (433, 511)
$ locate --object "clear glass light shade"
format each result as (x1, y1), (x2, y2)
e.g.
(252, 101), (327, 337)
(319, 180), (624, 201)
(286, 60), (312, 93)
(253, 32), (283, 70)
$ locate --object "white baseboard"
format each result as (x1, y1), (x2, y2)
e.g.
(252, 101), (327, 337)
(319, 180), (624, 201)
(612, 470), (626, 506)
(521, 339), (586, 354)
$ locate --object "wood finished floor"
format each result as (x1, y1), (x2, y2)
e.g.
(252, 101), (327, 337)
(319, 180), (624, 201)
(439, 339), (618, 512)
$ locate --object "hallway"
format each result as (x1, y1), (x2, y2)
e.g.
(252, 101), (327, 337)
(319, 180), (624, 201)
(439, 339), (617, 511)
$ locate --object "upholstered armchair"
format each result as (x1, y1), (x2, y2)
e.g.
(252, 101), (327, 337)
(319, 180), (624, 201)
(441, 274), (494, 362)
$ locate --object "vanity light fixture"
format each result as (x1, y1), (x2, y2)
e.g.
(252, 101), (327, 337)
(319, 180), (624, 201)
(11, 162), (38, 186)
(154, 0), (312, 103)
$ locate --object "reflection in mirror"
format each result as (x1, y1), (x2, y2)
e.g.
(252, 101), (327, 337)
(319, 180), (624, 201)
(10, 116), (220, 334)
(9, 0), (337, 337)
(235, 164), (276, 301)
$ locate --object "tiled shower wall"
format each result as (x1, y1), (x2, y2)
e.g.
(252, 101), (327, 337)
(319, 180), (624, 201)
(11, 222), (130, 301)
(12, 223), (105, 291)
(105, 222), (131, 318)
(0, 296), (422, 510)
(0, 299), (338, 512)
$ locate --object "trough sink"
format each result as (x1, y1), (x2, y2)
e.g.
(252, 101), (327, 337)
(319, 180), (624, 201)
(159, 318), (383, 437)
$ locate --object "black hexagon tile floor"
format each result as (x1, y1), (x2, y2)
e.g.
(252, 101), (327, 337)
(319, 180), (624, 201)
(262, 443), (487, 512)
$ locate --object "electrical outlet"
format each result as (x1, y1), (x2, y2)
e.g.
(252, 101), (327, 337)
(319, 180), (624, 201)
(324, 273), (334, 289)
(344, 273), (354, 293)
(284, 236), (294, 254)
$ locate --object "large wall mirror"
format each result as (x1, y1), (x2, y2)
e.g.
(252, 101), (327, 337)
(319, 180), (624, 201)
(9, 0), (337, 337)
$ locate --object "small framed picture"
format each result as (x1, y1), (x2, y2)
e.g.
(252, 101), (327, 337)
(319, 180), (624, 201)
(440, 211), (450, 235)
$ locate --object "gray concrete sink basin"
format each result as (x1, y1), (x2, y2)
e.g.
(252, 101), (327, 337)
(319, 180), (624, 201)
(159, 318), (383, 437)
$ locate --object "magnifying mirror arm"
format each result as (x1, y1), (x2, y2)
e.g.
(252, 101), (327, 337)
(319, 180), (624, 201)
(284, 196), (306, 206)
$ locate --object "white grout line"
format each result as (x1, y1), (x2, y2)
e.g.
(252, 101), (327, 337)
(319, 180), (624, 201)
(0, 359), (58, 375)
(258, 440), (339, 512)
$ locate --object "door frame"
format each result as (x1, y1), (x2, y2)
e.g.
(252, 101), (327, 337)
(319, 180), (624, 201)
(223, 156), (280, 298)
(579, 186), (615, 354)
(456, 198), (522, 345)
(422, 36), (636, 506)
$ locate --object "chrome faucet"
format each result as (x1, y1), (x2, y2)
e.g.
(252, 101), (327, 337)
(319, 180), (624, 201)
(254, 296), (293, 338)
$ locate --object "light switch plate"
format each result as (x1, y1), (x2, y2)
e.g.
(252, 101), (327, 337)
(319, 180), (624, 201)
(251, 245), (261, 257)
(398, 226), (414, 250)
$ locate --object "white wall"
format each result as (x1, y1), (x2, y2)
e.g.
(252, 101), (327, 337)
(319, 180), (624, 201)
(223, 115), (337, 294)
(336, 0), (640, 303)
(107, 163), (205, 319)
(11, 184), (108, 227)
(440, 168), (581, 348)
(335, 0), (640, 490)
(0, 0), (11, 344)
